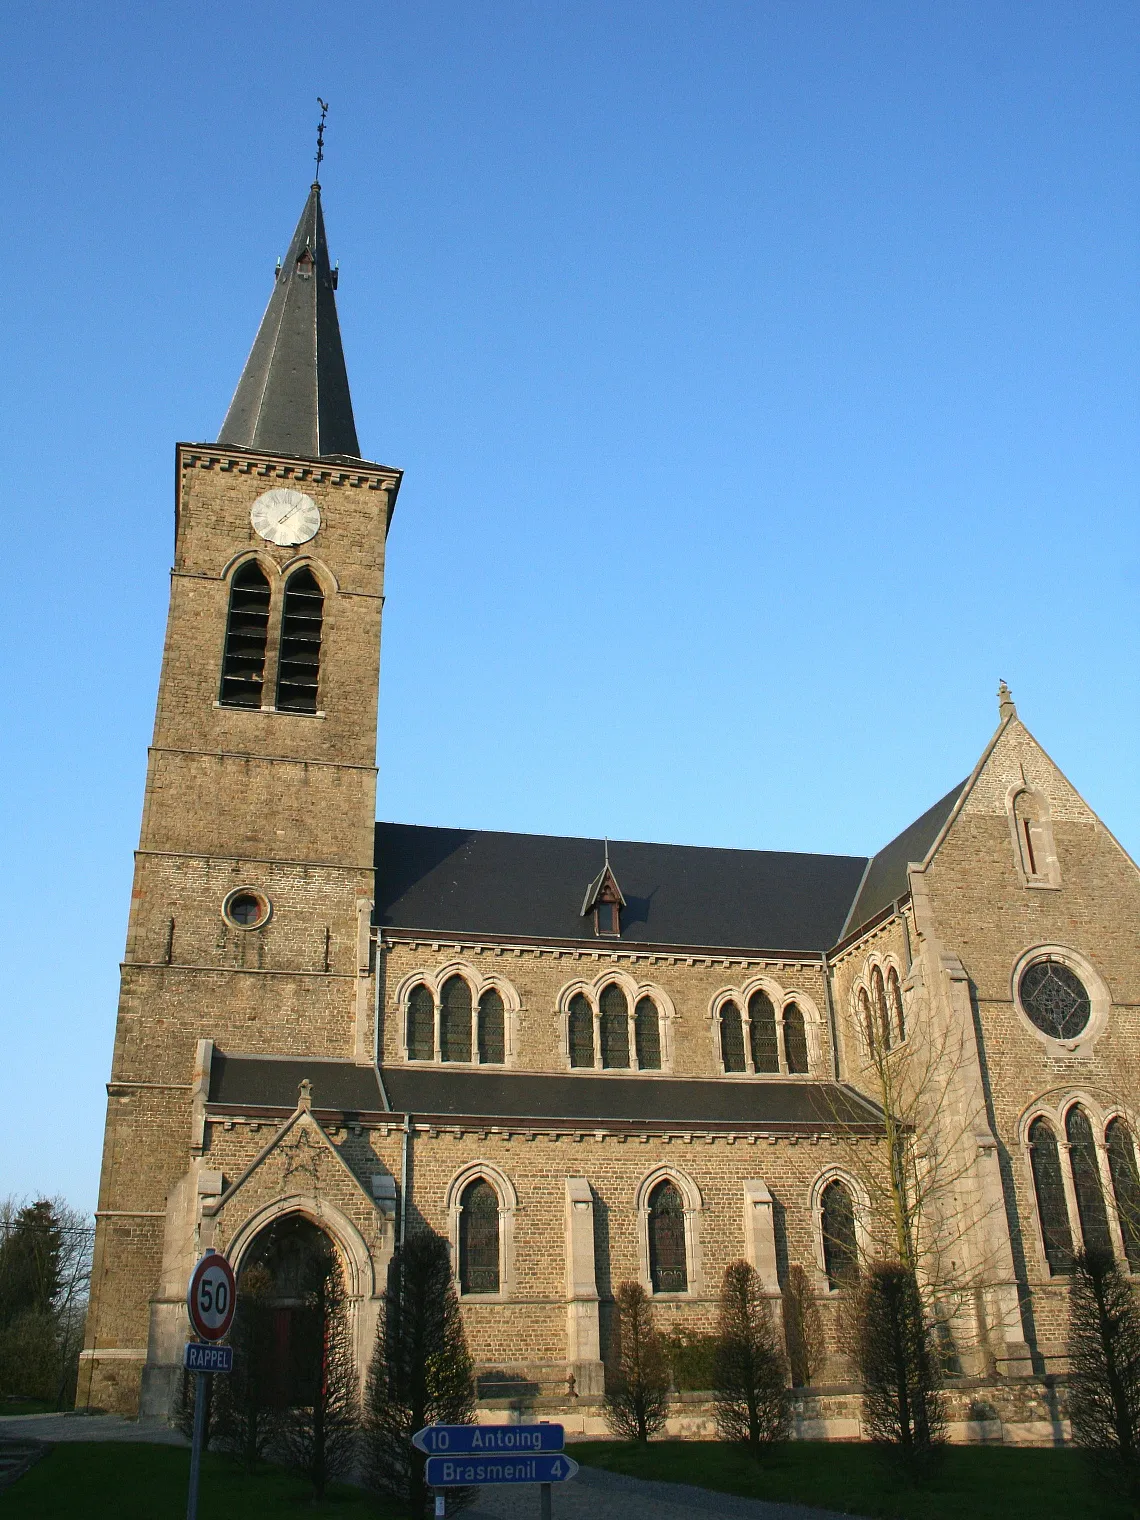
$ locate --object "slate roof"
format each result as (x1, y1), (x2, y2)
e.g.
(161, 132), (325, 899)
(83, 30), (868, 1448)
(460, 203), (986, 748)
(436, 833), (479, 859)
(217, 183), (360, 459)
(375, 824), (867, 954)
(842, 781), (966, 940)
(207, 1052), (884, 1133)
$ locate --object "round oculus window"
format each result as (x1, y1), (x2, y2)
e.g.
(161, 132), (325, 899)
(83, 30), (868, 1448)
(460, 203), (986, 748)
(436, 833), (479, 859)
(223, 889), (270, 930)
(1018, 958), (1091, 1041)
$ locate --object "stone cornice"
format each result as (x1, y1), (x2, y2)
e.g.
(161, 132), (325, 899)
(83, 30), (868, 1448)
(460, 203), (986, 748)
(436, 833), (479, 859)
(177, 441), (402, 493)
(378, 928), (825, 974)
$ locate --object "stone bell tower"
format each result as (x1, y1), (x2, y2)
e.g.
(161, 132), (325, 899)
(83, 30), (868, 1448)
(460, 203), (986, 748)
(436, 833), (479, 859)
(80, 179), (401, 1415)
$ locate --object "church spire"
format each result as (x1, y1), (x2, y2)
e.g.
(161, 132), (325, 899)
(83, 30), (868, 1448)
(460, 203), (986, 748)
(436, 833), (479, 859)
(218, 178), (361, 459)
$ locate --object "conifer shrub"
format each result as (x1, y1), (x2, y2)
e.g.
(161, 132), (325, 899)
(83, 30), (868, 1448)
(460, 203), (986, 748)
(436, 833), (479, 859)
(1067, 1249), (1140, 1502)
(857, 1261), (945, 1475)
(604, 1281), (671, 1444)
(713, 1260), (790, 1453)
(282, 1246), (359, 1499)
(363, 1230), (477, 1517)
(782, 1264), (825, 1388)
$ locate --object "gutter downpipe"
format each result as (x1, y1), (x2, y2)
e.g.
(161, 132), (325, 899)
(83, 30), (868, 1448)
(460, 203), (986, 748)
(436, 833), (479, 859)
(400, 1112), (413, 1250)
(821, 951), (841, 1080)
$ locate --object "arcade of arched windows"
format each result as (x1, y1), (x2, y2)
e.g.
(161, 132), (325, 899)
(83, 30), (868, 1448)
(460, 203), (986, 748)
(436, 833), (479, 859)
(851, 957), (907, 1061)
(559, 975), (674, 1073)
(398, 965), (520, 1066)
(712, 980), (820, 1077)
(1022, 1099), (1140, 1278)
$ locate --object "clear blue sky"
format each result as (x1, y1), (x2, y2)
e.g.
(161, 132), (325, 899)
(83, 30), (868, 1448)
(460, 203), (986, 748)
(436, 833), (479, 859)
(2, 2), (1137, 1212)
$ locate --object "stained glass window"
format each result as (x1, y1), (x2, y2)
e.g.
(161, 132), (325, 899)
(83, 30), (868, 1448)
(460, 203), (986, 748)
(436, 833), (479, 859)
(635, 996), (661, 1070)
(1106, 1119), (1140, 1271)
(599, 984), (630, 1068)
(1028, 1117), (1073, 1274)
(783, 1003), (809, 1074)
(720, 1001), (746, 1073)
(648, 1180), (687, 1293)
(406, 983), (434, 1062)
(478, 988), (505, 1065)
(440, 975), (472, 1063)
(1020, 961), (1091, 1041)
(749, 990), (779, 1073)
(820, 1179), (858, 1289)
(459, 1179), (500, 1294)
(568, 993), (594, 1068)
(219, 561), (271, 708)
(1066, 1106), (1113, 1258)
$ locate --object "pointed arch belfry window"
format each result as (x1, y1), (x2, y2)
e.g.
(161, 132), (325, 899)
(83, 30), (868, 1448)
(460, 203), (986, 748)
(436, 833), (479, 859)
(220, 561), (271, 707)
(1066, 1105), (1113, 1257)
(276, 567), (324, 713)
(1028, 1117), (1073, 1274)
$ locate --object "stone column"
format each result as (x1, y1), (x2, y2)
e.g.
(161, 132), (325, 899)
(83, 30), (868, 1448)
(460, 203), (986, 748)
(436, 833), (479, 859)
(564, 1178), (604, 1396)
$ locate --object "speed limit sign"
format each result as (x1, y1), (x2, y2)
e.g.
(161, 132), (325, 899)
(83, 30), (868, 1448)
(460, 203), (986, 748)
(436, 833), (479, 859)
(186, 1249), (236, 1342)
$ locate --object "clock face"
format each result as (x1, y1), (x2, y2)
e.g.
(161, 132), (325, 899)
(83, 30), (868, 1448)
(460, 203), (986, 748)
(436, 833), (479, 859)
(250, 488), (321, 547)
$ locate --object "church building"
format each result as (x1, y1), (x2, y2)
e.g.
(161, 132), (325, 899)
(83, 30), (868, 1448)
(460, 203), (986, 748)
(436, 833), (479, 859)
(80, 176), (1140, 1433)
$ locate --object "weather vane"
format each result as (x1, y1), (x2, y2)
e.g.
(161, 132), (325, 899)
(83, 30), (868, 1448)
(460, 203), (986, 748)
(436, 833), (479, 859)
(315, 97), (329, 184)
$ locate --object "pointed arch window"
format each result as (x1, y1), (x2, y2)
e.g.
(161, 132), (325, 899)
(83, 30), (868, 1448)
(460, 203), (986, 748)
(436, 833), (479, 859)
(719, 1000), (746, 1073)
(276, 567), (324, 714)
(458, 1178), (500, 1295)
(647, 1180), (687, 1293)
(871, 967), (892, 1052)
(820, 1179), (858, 1289)
(783, 1003), (809, 1074)
(568, 993), (594, 1069)
(635, 997), (661, 1070)
(1106, 1119), (1140, 1271)
(857, 988), (875, 1055)
(219, 561), (271, 708)
(1028, 1117), (1073, 1275)
(440, 975), (472, 1063)
(748, 989), (779, 1073)
(1066, 1106), (1113, 1258)
(599, 983), (630, 1069)
(406, 983), (434, 1062)
(887, 967), (905, 1045)
(1010, 789), (1060, 887)
(477, 988), (505, 1065)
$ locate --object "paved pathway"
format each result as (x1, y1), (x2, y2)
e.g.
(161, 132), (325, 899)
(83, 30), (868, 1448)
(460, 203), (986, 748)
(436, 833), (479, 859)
(0, 1414), (865, 1520)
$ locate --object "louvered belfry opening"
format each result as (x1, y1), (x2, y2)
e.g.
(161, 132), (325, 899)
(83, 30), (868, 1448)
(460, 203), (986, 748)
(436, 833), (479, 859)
(219, 561), (271, 707)
(276, 567), (324, 713)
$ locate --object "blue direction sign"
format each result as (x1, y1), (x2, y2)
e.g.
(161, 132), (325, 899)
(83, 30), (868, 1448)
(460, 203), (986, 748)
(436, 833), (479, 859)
(414, 1424), (564, 1456)
(184, 1342), (233, 1373)
(426, 1453), (578, 1487)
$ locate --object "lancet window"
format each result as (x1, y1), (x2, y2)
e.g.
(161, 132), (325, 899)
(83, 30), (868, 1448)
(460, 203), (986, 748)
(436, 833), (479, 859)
(647, 1180), (688, 1293)
(1028, 1117), (1074, 1275)
(717, 988), (814, 1075)
(219, 561), (271, 708)
(599, 983), (630, 1068)
(748, 990), (779, 1073)
(275, 567), (324, 713)
(1066, 1105), (1113, 1258)
(458, 1178), (500, 1295)
(1106, 1119), (1140, 1271)
(404, 974), (512, 1065)
(819, 1178), (859, 1289)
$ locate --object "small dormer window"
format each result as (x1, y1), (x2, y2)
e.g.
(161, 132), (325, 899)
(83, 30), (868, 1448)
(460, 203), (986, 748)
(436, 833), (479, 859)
(596, 900), (620, 937)
(295, 248), (315, 279)
(580, 849), (627, 941)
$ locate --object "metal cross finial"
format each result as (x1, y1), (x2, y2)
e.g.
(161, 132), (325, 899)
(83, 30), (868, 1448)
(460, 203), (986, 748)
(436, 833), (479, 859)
(315, 98), (329, 184)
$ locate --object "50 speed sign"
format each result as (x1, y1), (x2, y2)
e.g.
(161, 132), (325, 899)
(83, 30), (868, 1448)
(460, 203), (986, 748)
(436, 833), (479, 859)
(186, 1250), (236, 1342)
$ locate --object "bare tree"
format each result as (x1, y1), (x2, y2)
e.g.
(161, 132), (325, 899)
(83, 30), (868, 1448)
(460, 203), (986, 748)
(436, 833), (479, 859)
(212, 1263), (284, 1469)
(604, 1281), (670, 1444)
(713, 1261), (790, 1453)
(1067, 1250), (1140, 1501)
(284, 1246), (359, 1499)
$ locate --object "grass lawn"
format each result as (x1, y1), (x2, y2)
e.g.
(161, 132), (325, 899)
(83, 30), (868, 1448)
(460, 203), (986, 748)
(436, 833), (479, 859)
(571, 1438), (1133, 1520)
(3, 1442), (404, 1519)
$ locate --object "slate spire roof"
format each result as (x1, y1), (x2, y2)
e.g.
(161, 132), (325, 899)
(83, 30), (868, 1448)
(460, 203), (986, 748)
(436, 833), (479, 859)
(218, 183), (361, 459)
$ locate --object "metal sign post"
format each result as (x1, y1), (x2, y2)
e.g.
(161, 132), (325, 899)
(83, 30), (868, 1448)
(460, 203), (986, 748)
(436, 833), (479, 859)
(184, 1249), (237, 1520)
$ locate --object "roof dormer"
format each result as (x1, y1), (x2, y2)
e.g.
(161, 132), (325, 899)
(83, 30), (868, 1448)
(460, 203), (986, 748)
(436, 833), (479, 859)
(581, 848), (627, 938)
